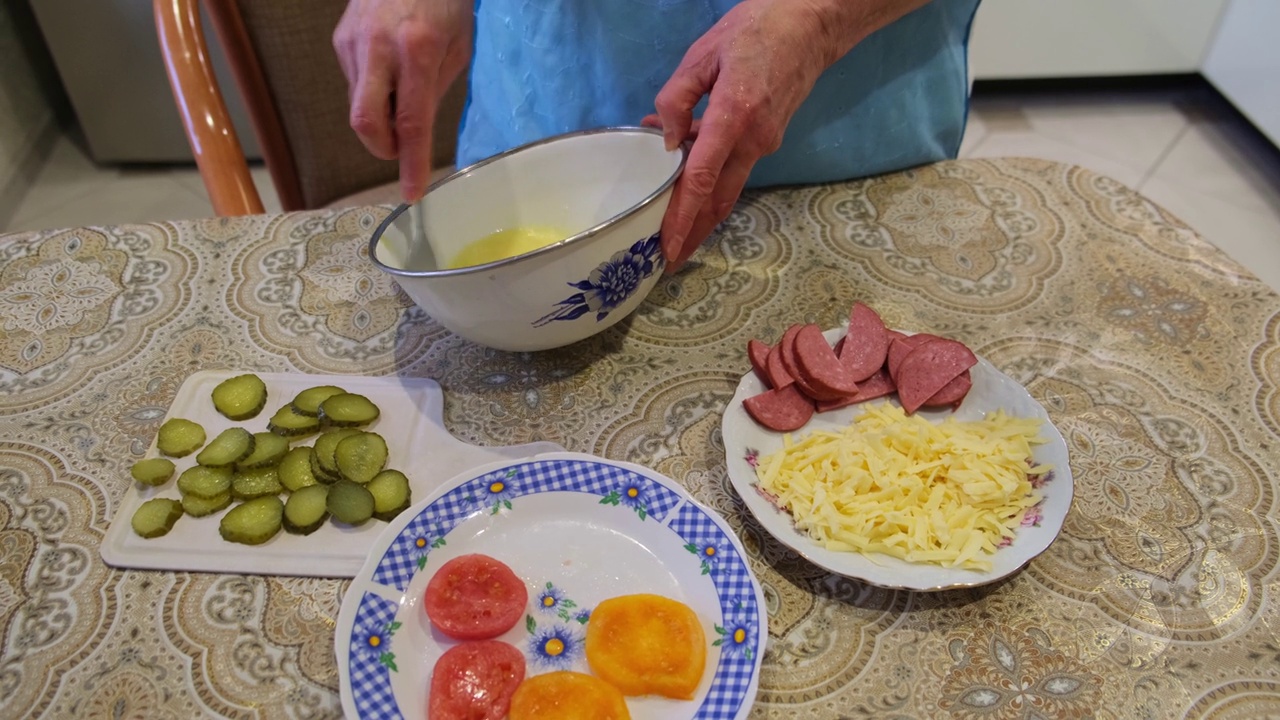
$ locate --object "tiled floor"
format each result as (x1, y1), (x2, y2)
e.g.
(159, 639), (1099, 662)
(4, 84), (1280, 292)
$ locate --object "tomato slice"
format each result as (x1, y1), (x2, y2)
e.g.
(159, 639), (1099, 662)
(428, 640), (526, 720)
(424, 554), (528, 640)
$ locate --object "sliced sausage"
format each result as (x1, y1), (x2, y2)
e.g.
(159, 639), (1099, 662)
(765, 344), (793, 389)
(778, 325), (804, 380)
(747, 339), (772, 387)
(886, 333), (939, 383)
(793, 324), (860, 398)
(923, 370), (972, 408)
(896, 338), (978, 414)
(815, 367), (897, 413)
(743, 384), (815, 432)
(839, 302), (890, 382)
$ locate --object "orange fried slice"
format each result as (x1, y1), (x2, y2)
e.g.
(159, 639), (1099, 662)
(508, 671), (630, 720)
(584, 593), (707, 700)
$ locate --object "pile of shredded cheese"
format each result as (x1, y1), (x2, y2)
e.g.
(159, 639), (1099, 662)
(755, 403), (1052, 572)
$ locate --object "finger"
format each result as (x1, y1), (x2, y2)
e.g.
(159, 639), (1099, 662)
(392, 67), (441, 203)
(349, 42), (397, 160)
(659, 106), (737, 265)
(671, 153), (754, 270)
(654, 45), (717, 151)
(641, 113), (661, 129)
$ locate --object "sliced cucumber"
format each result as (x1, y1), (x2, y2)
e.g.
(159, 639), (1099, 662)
(279, 447), (319, 492)
(131, 498), (184, 538)
(130, 458), (176, 487)
(313, 428), (361, 481)
(327, 480), (375, 525)
(318, 393), (380, 427)
(181, 491), (232, 518)
(335, 431), (388, 484)
(177, 465), (233, 499)
(236, 432), (290, 470)
(219, 496), (284, 545)
(196, 427), (255, 468)
(290, 385), (347, 417)
(283, 484), (329, 535)
(231, 466), (284, 500)
(156, 418), (206, 458)
(212, 373), (268, 421)
(368, 469), (411, 522)
(266, 404), (323, 437)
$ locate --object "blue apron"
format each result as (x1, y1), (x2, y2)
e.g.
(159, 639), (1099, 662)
(458, 0), (980, 188)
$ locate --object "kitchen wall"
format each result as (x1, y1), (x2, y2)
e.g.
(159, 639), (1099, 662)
(0, 1), (65, 226)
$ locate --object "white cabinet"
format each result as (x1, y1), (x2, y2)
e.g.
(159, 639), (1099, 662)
(1203, 0), (1280, 147)
(970, 0), (1229, 80)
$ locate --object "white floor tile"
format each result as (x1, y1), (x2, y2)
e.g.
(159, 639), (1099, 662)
(1020, 102), (1187, 181)
(965, 127), (1149, 188)
(10, 173), (214, 232)
(1138, 174), (1280, 293)
(1147, 119), (1280, 217)
(959, 111), (987, 158)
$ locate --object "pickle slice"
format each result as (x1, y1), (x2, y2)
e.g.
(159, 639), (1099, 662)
(219, 496), (284, 545)
(131, 498), (184, 538)
(181, 491), (232, 518)
(156, 418), (206, 458)
(318, 393), (380, 427)
(279, 447), (319, 492)
(212, 374), (268, 421)
(327, 480), (375, 525)
(196, 427), (255, 468)
(177, 465), (234, 499)
(283, 484), (329, 535)
(313, 428), (361, 481)
(368, 469), (411, 522)
(290, 385), (347, 417)
(236, 432), (290, 470)
(130, 458), (176, 487)
(231, 466), (284, 500)
(335, 432), (388, 484)
(267, 405), (323, 437)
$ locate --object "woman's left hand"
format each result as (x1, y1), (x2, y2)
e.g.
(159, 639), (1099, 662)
(646, 0), (929, 271)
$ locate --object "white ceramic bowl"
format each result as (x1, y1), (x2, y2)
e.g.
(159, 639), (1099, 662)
(368, 127), (686, 352)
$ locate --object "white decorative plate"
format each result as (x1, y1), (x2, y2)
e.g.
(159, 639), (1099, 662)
(722, 328), (1073, 591)
(337, 452), (766, 719)
(100, 371), (563, 577)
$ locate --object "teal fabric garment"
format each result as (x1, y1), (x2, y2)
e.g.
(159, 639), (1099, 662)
(458, 0), (981, 188)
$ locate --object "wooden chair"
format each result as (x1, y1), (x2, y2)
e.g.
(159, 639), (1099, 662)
(154, 0), (465, 215)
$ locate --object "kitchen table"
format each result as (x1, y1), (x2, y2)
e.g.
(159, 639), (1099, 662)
(1, 157), (1278, 718)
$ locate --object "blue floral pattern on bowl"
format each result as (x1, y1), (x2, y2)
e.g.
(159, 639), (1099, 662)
(532, 232), (663, 327)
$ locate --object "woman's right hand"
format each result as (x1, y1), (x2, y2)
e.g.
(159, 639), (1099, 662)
(333, 0), (473, 202)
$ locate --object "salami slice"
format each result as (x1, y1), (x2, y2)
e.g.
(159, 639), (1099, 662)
(747, 339), (772, 387)
(778, 325), (804, 380)
(793, 324), (860, 398)
(886, 333), (939, 383)
(839, 303), (890, 382)
(896, 338), (978, 414)
(923, 370), (972, 408)
(743, 384), (815, 432)
(765, 345), (793, 389)
(814, 367), (898, 413)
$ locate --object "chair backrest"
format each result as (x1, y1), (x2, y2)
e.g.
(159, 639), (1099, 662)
(207, 0), (465, 210)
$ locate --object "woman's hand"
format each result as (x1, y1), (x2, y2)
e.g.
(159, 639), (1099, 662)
(648, 0), (930, 271)
(333, 0), (473, 202)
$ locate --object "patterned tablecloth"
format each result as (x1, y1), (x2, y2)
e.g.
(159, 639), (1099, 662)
(2, 157), (1278, 719)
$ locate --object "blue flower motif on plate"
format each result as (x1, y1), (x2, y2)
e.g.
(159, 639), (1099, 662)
(599, 478), (652, 520)
(534, 582), (582, 621)
(532, 232), (663, 327)
(685, 537), (729, 576)
(354, 619), (402, 672)
(713, 600), (757, 662)
(475, 467), (518, 515)
(526, 621), (585, 670)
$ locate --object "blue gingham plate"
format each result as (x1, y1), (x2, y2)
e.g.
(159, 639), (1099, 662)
(337, 452), (766, 719)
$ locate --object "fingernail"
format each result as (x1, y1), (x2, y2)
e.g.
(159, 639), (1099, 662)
(664, 131), (677, 152)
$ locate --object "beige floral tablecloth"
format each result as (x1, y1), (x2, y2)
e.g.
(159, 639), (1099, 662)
(2, 158), (1278, 719)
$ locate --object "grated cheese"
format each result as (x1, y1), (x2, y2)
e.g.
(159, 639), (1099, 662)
(755, 403), (1052, 572)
